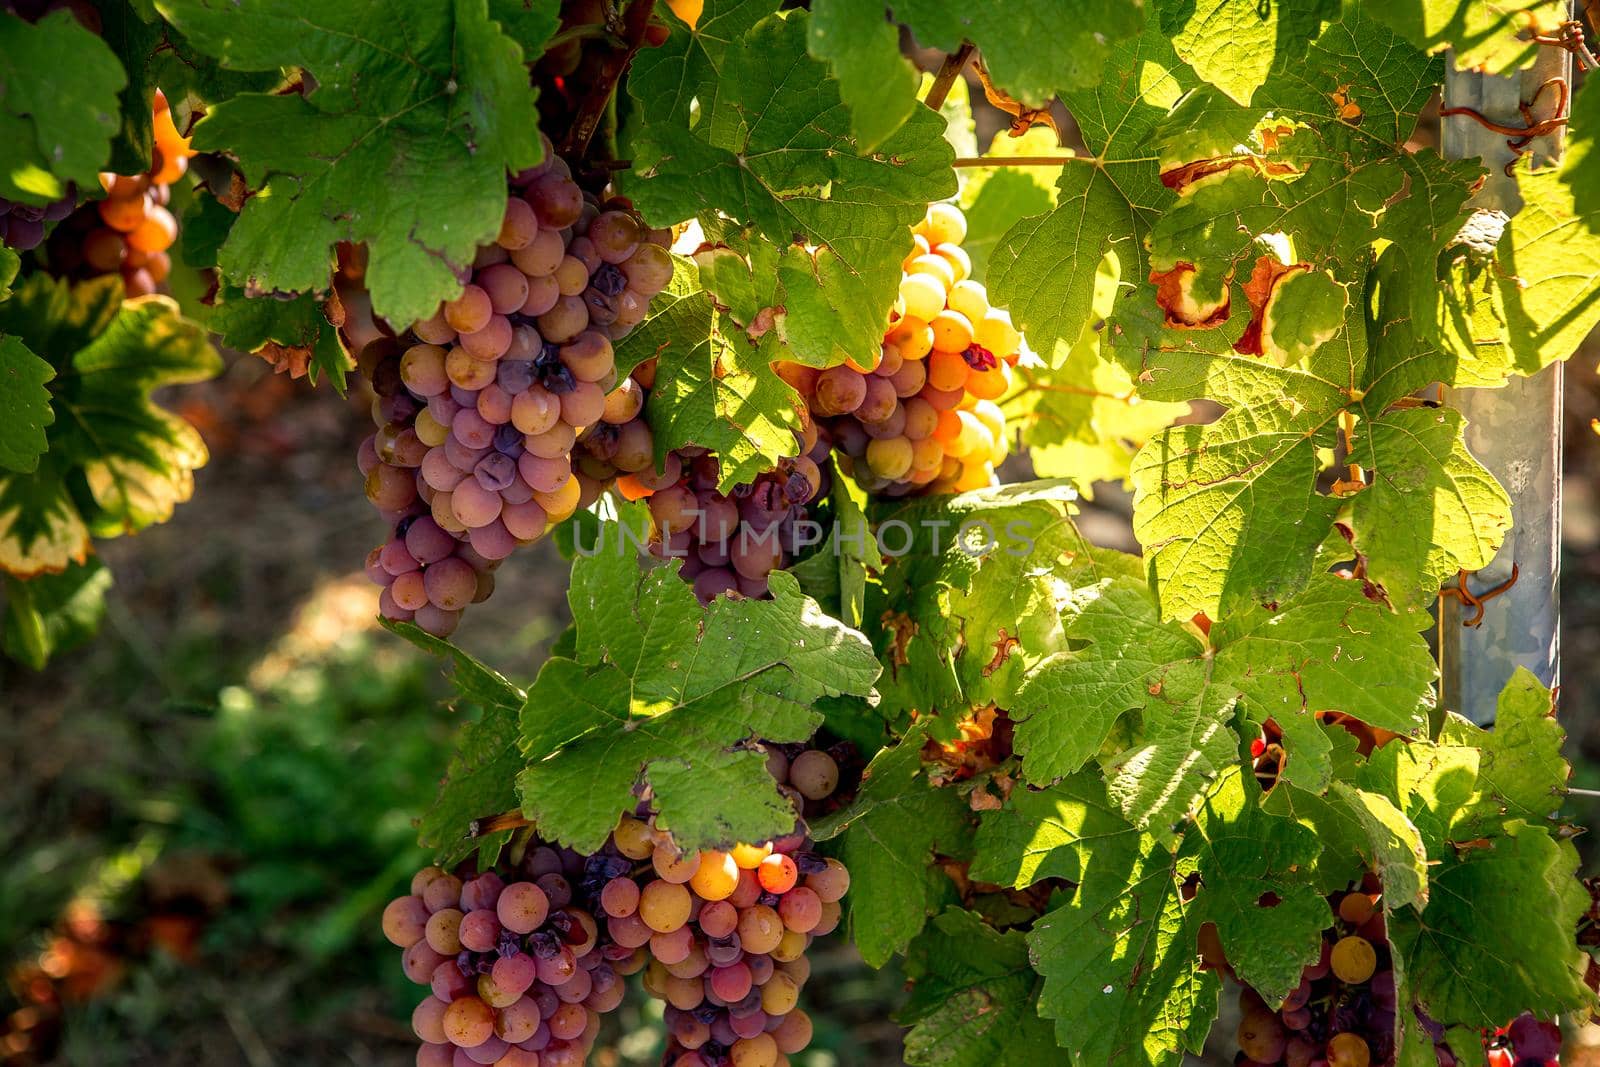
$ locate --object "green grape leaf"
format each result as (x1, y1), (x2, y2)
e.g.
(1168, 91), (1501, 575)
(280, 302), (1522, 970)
(889, 0), (1145, 105)
(96, 3), (281, 177)
(1, 559), (112, 670)
(1131, 385), (1343, 621)
(623, 0), (779, 131)
(1367, 0), (1566, 73)
(627, 274), (804, 494)
(1563, 75), (1600, 218)
(986, 5), (1197, 363)
(622, 9), (955, 369)
(968, 771), (1121, 888)
(1437, 668), (1568, 835)
(1327, 782), (1429, 911)
(811, 725), (974, 967)
(1157, 0), (1338, 106)
(1014, 569), (1433, 835)
(0, 334), (55, 473)
(1154, 1), (1442, 180)
(207, 287), (351, 394)
(1006, 251), (1189, 491)
(1348, 406), (1512, 608)
(381, 618), (528, 867)
(1441, 159), (1600, 380)
(1256, 730), (1374, 896)
(1002, 776), (1217, 1067)
(898, 909), (1057, 1067)
(156, 0), (549, 326)
(787, 455), (882, 629)
(1181, 768), (1331, 1005)
(868, 482), (1079, 725)
(1149, 161), (1403, 309)
(517, 510), (879, 853)
(0, 277), (220, 576)
(1130, 260), (1510, 620)
(1390, 822), (1593, 1026)
(806, 0), (919, 153)
(486, 0), (562, 54)
(1010, 577), (1213, 789)
(0, 10), (127, 202)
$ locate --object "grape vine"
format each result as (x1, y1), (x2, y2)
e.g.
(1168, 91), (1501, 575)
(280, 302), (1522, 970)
(2, 1), (1600, 1065)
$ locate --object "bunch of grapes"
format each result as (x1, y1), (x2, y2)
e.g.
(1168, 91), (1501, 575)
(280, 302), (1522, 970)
(1210, 881), (1471, 1067)
(779, 202), (1020, 498)
(614, 423), (833, 604)
(586, 744), (851, 1067)
(383, 847), (630, 1067)
(357, 136), (675, 636)
(1485, 1014), (1561, 1067)
(46, 91), (192, 294)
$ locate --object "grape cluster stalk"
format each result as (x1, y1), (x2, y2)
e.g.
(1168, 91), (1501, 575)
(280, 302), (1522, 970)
(1211, 883), (1472, 1067)
(357, 135), (675, 636)
(779, 202), (1020, 498)
(592, 743), (850, 1067)
(45, 91), (192, 293)
(384, 847), (629, 1067)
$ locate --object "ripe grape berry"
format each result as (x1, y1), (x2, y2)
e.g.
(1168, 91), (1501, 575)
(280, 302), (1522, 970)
(353, 134), (674, 636)
(779, 201), (1022, 499)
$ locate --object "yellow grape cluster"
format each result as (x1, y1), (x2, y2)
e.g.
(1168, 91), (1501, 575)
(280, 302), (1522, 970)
(51, 91), (193, 295)
(780, 202), (1021, 497)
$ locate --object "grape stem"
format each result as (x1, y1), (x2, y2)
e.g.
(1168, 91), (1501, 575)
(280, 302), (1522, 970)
(924, 42), (975, 112)
(469, 809), (535, 837)
(560, 0), (658, 162)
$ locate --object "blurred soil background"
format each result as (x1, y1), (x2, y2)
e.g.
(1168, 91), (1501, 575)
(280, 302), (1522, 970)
(4, 52), (1600, 1067)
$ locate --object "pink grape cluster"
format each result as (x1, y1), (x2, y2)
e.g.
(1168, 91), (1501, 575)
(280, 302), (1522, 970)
(1212, 882), (1473, 1067)
(595, 744), (850, 1067)
(357, 137), (674, 636)
(383, 847), (629, 1067)
(623, 425), (834, 604)
(384, 744), (852, 1066)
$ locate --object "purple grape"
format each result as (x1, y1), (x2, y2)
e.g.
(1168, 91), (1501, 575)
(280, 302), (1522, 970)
(1508, 1014), (1561, 1059)
(474, 451), (518, 492)
(493, 422), (525, 456)
(498, 359), (536, 393)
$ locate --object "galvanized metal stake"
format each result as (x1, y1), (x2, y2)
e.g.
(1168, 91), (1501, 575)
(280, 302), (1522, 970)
(1437, 36), (1569, 725)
